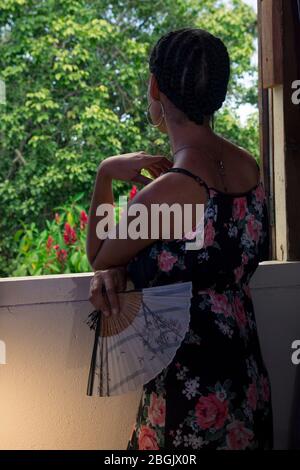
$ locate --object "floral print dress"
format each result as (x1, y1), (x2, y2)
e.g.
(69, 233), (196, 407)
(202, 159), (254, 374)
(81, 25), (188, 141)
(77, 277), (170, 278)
(125, 166), (273, 450)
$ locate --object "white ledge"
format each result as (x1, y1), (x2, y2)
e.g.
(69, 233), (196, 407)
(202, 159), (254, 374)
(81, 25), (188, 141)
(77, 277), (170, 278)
(0, 261), (299, 308)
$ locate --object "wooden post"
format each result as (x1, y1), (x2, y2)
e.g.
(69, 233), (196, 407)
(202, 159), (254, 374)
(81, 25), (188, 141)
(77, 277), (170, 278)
(258, 0), (300, 260)
(282, 0), (300, 260)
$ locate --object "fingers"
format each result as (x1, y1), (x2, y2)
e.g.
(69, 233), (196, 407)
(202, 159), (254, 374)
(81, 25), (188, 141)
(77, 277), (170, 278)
(148, 160), (172, 178)
(131, 157), (172, 185)
(140, 156), (172, 177)
(131, 173), (153, 185)
(158, 156), (173, 168)
(143, 155), (172, 167)
(88, 268), (127, 318)
(147, 166), (161, 179)
(89, 274), (111, 317)
(103, 275), (120, 316)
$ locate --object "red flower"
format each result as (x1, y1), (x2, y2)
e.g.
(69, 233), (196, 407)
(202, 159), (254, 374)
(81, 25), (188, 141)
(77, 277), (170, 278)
(247, 382), (258, 410)
(129, 185), (138, 200)
(63, 222), (77, 245)
(195, 393), (228, 430)
(56, 248), (68, 264)
(246, 214), (262, 243)
(226, 420), (254, 450)
(233, 295), (247, 328)
(148, 393), (166, 427)
(46, 235), (54, 252)
(204, 219), (215, 247)
(138, 425), (159, 450)
(157, 250), (178, 272)
(55, 213), (60, 223)
(233, 197), (247, 221)
(260, 375), (270, 402)
(80, 210), (88, 230)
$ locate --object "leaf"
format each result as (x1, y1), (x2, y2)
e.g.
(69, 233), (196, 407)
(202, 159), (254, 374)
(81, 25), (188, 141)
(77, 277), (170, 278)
(70, 251), (80, 267)
(14, 229), (24, 242)
(67, 212), (74, 226)
(73, 192), (84, 202)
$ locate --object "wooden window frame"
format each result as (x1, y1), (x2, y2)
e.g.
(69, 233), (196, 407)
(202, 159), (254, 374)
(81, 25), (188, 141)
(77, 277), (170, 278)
(258, 0), (300, 261)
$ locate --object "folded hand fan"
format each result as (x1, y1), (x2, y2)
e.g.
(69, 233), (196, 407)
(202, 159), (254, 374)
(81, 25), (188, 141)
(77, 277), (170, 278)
(86, 280), (193, 397)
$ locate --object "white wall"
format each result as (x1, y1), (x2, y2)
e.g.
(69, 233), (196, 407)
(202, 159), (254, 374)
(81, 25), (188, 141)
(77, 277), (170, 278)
(0, 262), (299, 450)
(249, 262), (300, 449)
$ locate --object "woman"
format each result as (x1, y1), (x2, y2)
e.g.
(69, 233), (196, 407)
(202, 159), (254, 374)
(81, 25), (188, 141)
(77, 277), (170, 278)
(87, 27), (273, 450)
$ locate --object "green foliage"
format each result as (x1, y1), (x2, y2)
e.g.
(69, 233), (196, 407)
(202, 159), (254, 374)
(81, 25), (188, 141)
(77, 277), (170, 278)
(10, 193), (91, 276)
(0, 0), (258, 276)
(215, 108), (260, 160)
(10, 186), (135, 276)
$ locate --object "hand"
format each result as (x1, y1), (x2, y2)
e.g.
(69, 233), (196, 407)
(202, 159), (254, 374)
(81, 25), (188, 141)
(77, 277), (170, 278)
(89, 266), (127, 317)
(99, 151), (172, 185)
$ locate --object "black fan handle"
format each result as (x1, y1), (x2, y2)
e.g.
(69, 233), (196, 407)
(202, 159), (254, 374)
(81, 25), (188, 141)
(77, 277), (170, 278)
(86, 309), (102, 396)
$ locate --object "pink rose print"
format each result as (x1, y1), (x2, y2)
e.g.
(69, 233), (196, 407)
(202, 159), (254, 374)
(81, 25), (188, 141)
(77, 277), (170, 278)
(204, 219), (215, 247)
(242, 253), (249, 265)
(208, 290), (233, 317)
(233, 197), (247, 221)
(226, 420), (254, 450)
(157, 250), (178, 272)
(260, 375), (270, 402)
(138, 425), (160, 450)
(246, 214), (262, 243)
(195, 393), (229, 430)
(233, 295), (247, 328)
(243, 284), (251, 298)
(148, 393), (166, 427)
(247, 382), (257, 410)
(234, 265), (244, 283)
(254, 183), (265, 203)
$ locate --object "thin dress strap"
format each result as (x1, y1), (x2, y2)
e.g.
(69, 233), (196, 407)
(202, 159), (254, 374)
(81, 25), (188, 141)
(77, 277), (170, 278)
(163, 167), (210, 198)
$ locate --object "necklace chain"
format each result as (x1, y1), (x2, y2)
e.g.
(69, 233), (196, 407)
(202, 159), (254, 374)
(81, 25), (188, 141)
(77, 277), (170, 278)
(172, 144), (228, 192)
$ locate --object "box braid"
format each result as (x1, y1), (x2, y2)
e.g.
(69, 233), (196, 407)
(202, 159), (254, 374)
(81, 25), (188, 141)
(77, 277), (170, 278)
(149, 28), (230, 125)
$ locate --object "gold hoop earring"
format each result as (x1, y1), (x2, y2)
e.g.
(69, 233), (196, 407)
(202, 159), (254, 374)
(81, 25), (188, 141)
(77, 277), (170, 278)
(147, 100), (165, 127)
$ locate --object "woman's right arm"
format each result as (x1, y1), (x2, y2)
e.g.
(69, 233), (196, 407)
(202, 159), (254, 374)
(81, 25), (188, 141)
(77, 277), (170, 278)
(86, 151), (171, 269)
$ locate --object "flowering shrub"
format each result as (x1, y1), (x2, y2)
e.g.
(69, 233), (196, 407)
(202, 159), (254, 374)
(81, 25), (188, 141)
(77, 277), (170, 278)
(11, 193), (89, 276)
(11, 187), (138, 276)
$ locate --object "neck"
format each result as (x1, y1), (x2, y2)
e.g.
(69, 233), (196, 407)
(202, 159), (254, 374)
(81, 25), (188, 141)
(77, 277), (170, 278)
(169, 125), (215, 159)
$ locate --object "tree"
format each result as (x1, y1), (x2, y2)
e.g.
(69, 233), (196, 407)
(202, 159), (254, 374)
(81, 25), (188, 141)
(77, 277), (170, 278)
(0, 0), (257, 276)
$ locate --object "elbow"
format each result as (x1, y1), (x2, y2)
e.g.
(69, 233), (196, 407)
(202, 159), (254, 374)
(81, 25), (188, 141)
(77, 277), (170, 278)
(86, 240), (98, 271)
(87, 253), (93, 268)
(87, 253), (101, 272)
(86, 248), (98, 271)
(89, 253), (108, 272)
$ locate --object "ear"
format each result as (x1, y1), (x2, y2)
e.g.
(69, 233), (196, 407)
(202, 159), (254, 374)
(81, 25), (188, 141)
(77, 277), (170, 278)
(148, 73), (160, 101)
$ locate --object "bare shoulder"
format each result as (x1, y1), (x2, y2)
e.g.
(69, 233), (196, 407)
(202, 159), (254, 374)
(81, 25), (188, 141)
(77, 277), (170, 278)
(222, 137), (260, 182)
(131, 170), (208, 207)
(127, 173), (206, 241)
(237, 146), (259, 169)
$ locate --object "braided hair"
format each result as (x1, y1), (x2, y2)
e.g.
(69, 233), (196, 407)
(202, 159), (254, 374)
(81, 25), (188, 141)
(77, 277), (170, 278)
(149, 28), (230, 125)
